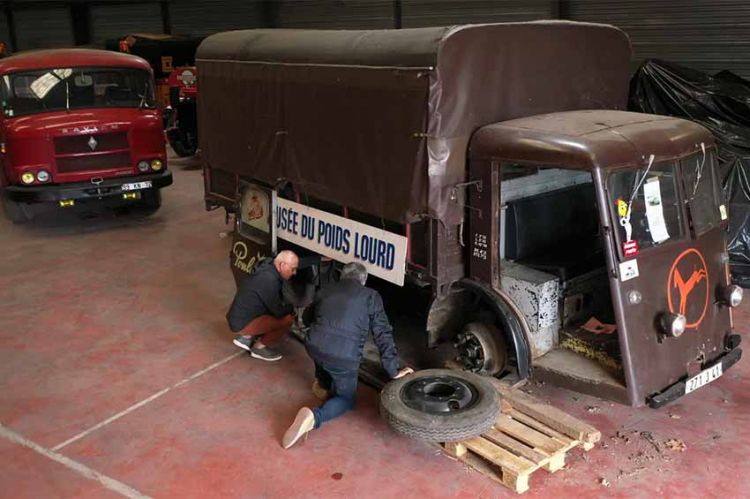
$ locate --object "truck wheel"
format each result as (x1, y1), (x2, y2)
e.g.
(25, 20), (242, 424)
(140, 189), (162, 211)
(169, 133), (197, 157)
(455, 322), (507, 376)
(380, 369), (500, 442)
(2, 196), (34, 223)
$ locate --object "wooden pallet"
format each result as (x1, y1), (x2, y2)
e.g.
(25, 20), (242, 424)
(441, 380), (600, 494)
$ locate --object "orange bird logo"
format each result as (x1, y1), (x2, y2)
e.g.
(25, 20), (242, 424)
(667, 249), (709, 329)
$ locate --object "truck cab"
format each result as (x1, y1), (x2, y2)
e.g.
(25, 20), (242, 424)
(0, 49), (172, 222)
(467, 110), (741, 406)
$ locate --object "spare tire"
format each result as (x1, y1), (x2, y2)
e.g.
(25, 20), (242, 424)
(380, 369), (500, 442)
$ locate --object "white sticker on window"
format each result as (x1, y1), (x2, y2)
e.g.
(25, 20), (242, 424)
(720, 204), (728, 221)
(619, 259), (639, 282)
(643, 178), (670, 243)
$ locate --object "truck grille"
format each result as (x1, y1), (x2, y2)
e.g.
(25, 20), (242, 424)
(57, 152), (131, 173)
(53, 132), (131, 173)
(54, 132), (128, 155)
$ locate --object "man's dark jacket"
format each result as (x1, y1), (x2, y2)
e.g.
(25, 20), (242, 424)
(226, 259), (292, 332)
(304, 278), (400, 378)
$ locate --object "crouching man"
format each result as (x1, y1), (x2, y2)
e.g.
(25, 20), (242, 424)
(227, 250), (299, 362)
(282, 262), (413, 448)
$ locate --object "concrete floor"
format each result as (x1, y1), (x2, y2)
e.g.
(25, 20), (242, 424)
(1, 154), (749, 498)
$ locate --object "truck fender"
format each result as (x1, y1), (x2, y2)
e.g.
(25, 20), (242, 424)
(457, 278), (533, 380)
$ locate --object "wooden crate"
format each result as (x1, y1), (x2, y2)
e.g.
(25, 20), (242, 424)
(441, 381), (600, 494)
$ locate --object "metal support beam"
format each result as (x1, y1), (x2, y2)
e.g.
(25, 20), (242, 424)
(4, 4), (16, 52)
(393, 0), (402, 29)
(70, 1), (90, 46)
(259, 0), (279, 28)
(160, 0), (171, 34)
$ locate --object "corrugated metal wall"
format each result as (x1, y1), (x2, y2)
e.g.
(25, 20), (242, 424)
(170, 0), (264, 36)
(14, 6), (74, 50)
(401, 0), (553, 27)
(274, 1), (394, 29)
(566, 0), (750, 78)
(268, 0), (555, 29)
(90, 3), (164, 45)
(0, 0), (749, 79)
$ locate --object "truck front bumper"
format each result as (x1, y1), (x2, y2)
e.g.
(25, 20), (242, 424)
(647, 335), (743, 408)
(4, 170), (173, 203)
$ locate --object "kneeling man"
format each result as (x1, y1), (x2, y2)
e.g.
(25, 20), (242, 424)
(282, 262), (412, 448)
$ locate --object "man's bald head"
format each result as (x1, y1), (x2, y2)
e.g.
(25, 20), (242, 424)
(274, 250), (299, 280)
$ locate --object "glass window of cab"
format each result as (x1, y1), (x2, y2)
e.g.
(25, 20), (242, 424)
(0, 67), (154, 117)
(681, 150), (721, 236)
(608, 162), (685, 255)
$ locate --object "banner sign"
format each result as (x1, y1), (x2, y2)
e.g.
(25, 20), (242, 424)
(276, 198), (408, 286)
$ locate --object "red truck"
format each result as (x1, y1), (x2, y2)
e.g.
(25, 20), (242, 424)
(0, 48), (172, 222)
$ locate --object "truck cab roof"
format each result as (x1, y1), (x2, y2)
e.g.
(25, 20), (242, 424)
(0, 48), (152, 74)
(470, 110), (714, 170)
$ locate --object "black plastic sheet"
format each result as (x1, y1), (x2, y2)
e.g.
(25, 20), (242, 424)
(629, 60), (750, 284)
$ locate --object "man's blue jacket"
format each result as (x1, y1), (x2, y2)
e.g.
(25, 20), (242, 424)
(304, 277), (400, 378)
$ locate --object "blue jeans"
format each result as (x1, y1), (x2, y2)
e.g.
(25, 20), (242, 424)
(312, 362), (358, 429)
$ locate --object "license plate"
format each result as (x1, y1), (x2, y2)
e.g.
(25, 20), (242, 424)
(121, 181), (152, 191)
(685, 363), (723, 394)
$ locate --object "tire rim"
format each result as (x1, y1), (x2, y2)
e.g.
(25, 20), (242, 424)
(401, 376), (479, 414)
(455, 331), (486, 372)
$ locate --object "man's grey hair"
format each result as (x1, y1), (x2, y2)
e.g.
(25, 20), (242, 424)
(340, 262), (368, 285)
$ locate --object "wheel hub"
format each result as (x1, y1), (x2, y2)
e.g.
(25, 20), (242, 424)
(455, 331), (486, 372)
(401, 376), (478, 414)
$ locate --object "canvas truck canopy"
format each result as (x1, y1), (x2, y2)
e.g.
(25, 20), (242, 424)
(197, 21), (631, 224)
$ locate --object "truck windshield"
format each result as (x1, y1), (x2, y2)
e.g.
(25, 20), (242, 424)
(682, 149), (721, 235)
(608, 162), (685, 254)
(0, 67), (155, 117)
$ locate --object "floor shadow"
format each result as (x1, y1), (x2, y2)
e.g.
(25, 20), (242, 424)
(5, 203), (164, 239)
(169, 154), (201, 171)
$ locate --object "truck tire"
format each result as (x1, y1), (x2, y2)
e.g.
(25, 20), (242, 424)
(141, 189), (162, 211)
(169, 132), (197, 157)
(2, 196), (34, 223)
(380, 369), (500, 442)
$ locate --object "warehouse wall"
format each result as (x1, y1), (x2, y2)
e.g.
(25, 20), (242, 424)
(90, 3), (163, 45)
(273, 1), (394, 29)
(401, 0), (554, 27)
(0, 0), (748, 79)
(565, 0), (750, 77)
(170, 0), (264, 36)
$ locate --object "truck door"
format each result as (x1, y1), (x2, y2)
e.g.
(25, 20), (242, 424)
(230, 182), (276, 286)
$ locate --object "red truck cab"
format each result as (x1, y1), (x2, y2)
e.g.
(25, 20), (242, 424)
(0, 48), (172, 222)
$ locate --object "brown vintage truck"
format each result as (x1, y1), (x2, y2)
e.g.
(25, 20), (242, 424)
(196, 21), (742, 407)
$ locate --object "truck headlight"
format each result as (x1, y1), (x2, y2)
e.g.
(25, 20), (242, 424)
(36, 170), (50, 183)
(137, 160), (150, 172)
(723, 285), (743, 308)
(660, 312), (687, 338)
(21, 172), (35, 184)
(150, 159), (163, 171)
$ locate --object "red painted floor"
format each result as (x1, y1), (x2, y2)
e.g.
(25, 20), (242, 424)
(1, 154), (749, 498)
